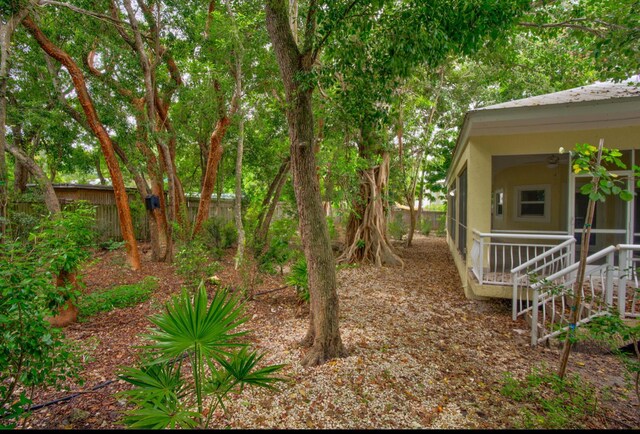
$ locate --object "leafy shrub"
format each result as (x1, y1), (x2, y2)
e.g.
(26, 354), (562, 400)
(419, 219), (432, 236)
(32, 201), (96, 275)
(500, 367), (598, 429)
(202, 217), (238, 258)
(5, 211), (39, 242)
(436, 213), (446, 236)
(285, 258), (309, 303)
(98, 239), (125, 251)
(175, 241), (222, 289)
(326, 216), (339, 241)
(387, 215), (407, 241)
(579, 311), (640, 401)
(78, 276), (159, 320)
(118, 284), (286, 429)
(259, 218), (299, 274)
(0, 242), (82, 428)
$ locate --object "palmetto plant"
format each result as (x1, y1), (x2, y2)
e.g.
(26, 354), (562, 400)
(118, 283), (286, 429)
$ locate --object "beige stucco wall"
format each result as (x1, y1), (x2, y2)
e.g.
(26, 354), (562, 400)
(492, 161), (568, 232)
(446, 124), (640, 299)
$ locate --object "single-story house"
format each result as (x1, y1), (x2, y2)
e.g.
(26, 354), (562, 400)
(445, 78), (640, 304)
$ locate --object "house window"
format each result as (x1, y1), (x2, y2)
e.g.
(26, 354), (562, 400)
(494, 189), (504, 218)
(515, 185), (549, 221)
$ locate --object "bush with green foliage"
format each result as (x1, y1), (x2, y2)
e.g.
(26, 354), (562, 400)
(387, 214), (407, 241)
(579, 310), (640, 401)
(78, 276), (159, 320)
(285, 258), (310, 303)
(500, 367), (598, 429)
(175, 241), (222, 289)
(202, 216), (238, 258)
(436, 213), (447, 236)
(419, 219), (432, 236)
(118, 284), (286, 429)
(258, 218), (299, 274)
(98, 239), (125, 251)
(0, 241), (82, 428)
(32, 202), (95, 276)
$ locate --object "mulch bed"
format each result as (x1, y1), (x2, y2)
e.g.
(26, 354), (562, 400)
(20, 235), (640, 429)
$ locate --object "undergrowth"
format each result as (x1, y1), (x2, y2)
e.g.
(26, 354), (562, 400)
(500, 366), (598, 429)
(78, 276), (159, 320)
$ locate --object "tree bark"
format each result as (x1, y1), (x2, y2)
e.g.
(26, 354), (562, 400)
(23, 15), (141, 271)
(226, 0), (245, 269)
(0, 9), (28, 237)
(558, 139), (604, 379)
(6, 139), (60, 214)
(254, 157), (290, 252)
(85, 51), (170, 261)
(192, 115), (231, 237)
(339, 126), (403, 266)
(265, 0), (346, 367)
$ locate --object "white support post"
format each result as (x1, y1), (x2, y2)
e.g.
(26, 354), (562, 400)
(618, 249), (629, 318)
(512, 278), (518, 321)
(531, 288), (539, 346)
(605, 251), (614, 307)
(478, 235), (484, 284)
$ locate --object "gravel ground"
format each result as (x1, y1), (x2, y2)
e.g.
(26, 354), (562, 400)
(20, 234), (640, 429)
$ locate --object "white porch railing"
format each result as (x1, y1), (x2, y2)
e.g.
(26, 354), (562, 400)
(510, 237), (576, 321)
(617, 245), (640, 318)
(513, 244), (640, 346)
(470, 230), (574, 286)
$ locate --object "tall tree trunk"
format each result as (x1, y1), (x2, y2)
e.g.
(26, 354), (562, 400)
(23, 15), (141, 271)
(0, 10), (27, 238)
(265, 0), (346, 367)
(254, 157), (290, 252)
(416, 169), (425, 231)
(226, 0), (245, 269)
(95, 154), (106, 185)
(339, 127), (403, 266)
(192, 115), (231, 237)
(558, 139), (604, 379)
(6, 139), (60, 214)
(13, 160), (28, 193)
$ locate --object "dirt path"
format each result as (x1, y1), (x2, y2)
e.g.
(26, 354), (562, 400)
(22, 235), (640, 429)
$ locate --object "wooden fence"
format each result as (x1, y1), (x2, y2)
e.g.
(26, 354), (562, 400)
(389, 208), (446, 232)
(9, 198), (286, 242)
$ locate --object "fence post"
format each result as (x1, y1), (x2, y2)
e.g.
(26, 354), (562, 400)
(531, 287), (539, 346)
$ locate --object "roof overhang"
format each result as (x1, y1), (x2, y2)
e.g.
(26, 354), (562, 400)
(445, 95), (640, 185)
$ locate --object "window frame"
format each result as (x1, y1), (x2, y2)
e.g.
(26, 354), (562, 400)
(514, 184), (550, 222)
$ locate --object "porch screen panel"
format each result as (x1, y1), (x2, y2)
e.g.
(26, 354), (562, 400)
(457, 169), (467, 259)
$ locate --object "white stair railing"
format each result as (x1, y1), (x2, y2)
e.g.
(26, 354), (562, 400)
(527, 245), (617, 346)
(513, 244), (640, 346)
(510, 237), (576, 321)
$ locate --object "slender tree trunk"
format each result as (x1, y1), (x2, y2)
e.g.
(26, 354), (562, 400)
(0, 10), (27, 238)
(23, 15), (141, 271)
(192, 115), (231, 237)
(254, 157), (290, 251)
(13, 160), (28, 192)
(6, 140), (60, 214)
(266, 0), (346, 367)
(416, 169), (425, 230)
(226, 0), (245, 269)
(95, 154), (106, 185)
(558, 139), (604, 379)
